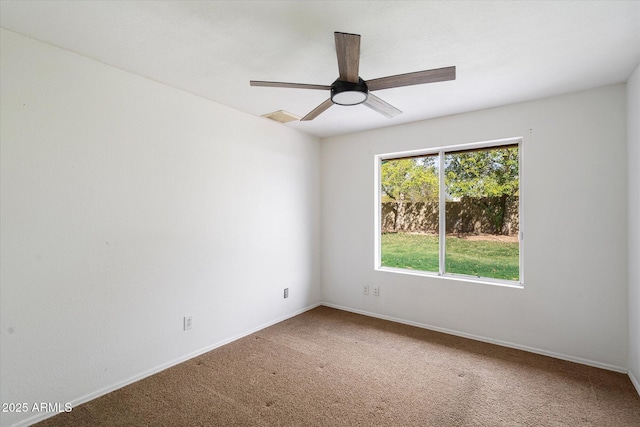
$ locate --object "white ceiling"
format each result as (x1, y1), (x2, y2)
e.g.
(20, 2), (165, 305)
(1, 1), (639, 138)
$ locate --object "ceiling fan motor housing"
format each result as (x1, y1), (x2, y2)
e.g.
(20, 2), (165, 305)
(331, 78), (369, 106)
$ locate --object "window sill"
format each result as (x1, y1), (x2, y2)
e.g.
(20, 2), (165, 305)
(376, 266), (524, 289)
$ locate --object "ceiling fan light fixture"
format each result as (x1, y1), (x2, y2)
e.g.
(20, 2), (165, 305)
(331, 78), (368, 106)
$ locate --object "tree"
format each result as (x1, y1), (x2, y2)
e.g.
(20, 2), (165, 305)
(381, 157), (438, 231)
(444, 146), (519, 234)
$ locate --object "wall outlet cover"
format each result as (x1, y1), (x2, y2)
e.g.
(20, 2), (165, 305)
(184, 315), (193, 330)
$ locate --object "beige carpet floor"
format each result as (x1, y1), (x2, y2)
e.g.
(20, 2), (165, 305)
(36, 306), (640, 426)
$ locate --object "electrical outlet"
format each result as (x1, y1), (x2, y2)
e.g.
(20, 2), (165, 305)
(363, 285), (369, 295)
(183, 315), (193, 331)
(373, 286), (379, 296)
(284, 288), (289, 298)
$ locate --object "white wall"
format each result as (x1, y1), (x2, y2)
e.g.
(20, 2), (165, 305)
(628, 63), (640, 393)
(0, 30), (321, 427)
(322, 84), (628, 371)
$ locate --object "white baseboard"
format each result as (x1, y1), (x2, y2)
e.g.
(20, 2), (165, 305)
(321, 303), (628, 374)
(12, 303), (321, 427)
(629, 370), (640, 397)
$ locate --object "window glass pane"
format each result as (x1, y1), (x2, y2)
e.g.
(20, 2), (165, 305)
(380, 155), (439, 272)
(444, 146), (519, 280)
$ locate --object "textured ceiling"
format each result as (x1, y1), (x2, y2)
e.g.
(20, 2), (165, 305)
(1, 1), (639, 138)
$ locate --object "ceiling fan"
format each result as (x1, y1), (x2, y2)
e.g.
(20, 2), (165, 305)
(250, 32), (456, 121)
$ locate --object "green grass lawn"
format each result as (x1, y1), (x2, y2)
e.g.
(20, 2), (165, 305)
(381, 232), (519, 281)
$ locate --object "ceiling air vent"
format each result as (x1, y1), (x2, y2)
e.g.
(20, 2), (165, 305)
(261, 110), (300, 123)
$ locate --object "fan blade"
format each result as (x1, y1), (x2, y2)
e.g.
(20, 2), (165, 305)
(366, 66), (456, 91)
(250, 81), (331, 90)
(363, 93), (402, 118)
(301, 99), (333, 121)
(334, 32), (360, 83)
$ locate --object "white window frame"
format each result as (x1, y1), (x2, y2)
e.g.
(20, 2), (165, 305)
(374, 137), (523, 288)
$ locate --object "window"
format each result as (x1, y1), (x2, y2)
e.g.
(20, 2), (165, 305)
(376, 138), (522, 285)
